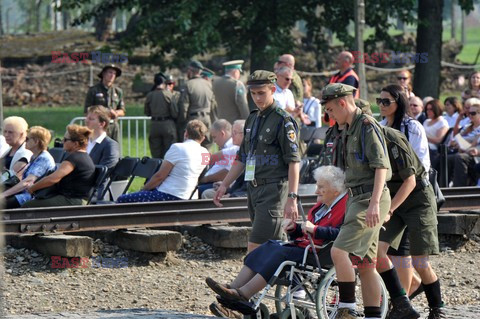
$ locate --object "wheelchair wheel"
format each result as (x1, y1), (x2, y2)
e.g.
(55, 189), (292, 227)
(279, 307), (305, 319)
(243, 302), (269, 319)
(274, 279), (321, 318)
(316, 268), (389, 319)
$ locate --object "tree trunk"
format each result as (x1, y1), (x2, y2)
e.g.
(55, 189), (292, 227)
(94, 8), (115, 41)
(0, 1), (3, 35)
(62, 9), (70, 30)
(451, 0), (456, 40)
(36, 0), (42, 33)
(413, 0), (443, 98)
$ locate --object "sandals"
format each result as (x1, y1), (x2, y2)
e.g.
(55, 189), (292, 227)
(206, 277), (249, 302)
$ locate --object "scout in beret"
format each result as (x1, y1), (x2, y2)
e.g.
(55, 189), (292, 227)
(246, 70), (277, 87)
(97, 64), (122, 78)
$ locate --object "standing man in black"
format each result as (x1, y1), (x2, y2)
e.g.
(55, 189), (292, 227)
(84, 64), (125, 142)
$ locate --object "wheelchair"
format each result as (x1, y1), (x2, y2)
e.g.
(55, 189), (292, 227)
(217, 242), (389, 319)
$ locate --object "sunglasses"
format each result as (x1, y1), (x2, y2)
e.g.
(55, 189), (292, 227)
(376, 98), (396, 106)
(397, 77), (408, 80)
(468, 112), (478, 116)
(410, 104), (419, 107)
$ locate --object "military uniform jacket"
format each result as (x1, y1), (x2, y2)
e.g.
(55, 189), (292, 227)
(178, 77), (216, 123)
(84, 82), (125, 113)
(144, 89), (176, 119)
(238, 101), (301, 179)
(343, 108), (391, 188)
(290, 71), (304, 103)
(213, 75), (249, 122)
(323, 124), (344, 169)
(382, 126), (428, 194)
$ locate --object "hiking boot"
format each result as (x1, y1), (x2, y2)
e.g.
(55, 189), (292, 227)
(427, 307), (447, 319)
(334, 307), (359, 319)
(209, 302), (242, 319)
(388, 295), (420, 319)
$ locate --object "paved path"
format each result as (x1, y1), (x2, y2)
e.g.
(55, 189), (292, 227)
(5, 305), (480, 318)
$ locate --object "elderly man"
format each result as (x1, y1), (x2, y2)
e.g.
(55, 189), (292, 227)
(409, 96), (426, 124)
(117, 120), (209, 202)
(200, 120), (246, 199)
(84, 64), (125, 142)
(178, 61), (217, 138)
(273, 66), (295, 113)
(213, 60), (250, 124)
(274, 54), (303, 108)
(329, 51), (359, 98)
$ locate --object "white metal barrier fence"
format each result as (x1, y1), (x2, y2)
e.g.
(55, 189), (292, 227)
(70, 116), (151, 158)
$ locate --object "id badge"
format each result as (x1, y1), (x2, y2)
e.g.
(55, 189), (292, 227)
(244, 156), (255, 181)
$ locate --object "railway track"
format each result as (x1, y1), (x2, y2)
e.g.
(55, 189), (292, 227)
(1, 187), (479, 235)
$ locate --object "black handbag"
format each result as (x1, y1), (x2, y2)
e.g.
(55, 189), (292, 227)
(2, 174), (20, 190)
(429, 168), (445, 211)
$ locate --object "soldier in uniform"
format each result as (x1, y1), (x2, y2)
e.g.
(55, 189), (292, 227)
(144, 73), (178, 159)
(84, 64), (125, 142)
(201, 67), (215, 82)
(377, 126), (445, 319)
(178, 61), (217, 140)
(214, 70), (300, 252)
(212, 60), (250, 124)
(322, 83), (391, 319)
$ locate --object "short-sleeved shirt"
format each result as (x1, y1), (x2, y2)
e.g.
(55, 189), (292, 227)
(423, 117), (449, 151)
(15, 151), (56, 205)
(238, 101), (301, 179)
(157, 139), (208, 199)
(382, 127), (427, 194)
(84, 82), (125, 113)
(343, 108), (391, 188)
(58, 152), (96, 199)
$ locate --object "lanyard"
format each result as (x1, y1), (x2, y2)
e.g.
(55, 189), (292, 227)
(249, 114), (264, 156)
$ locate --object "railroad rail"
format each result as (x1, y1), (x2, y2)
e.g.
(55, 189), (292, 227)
(1, 188), (479, 235)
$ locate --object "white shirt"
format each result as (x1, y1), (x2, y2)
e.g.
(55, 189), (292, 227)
(0, 135), (9, 156)
(87, 132), (107, 154)
(380, 117), (431, 171)
(157, 139), (208, 199)
(444, 112), (459, 128)
(273, 84), (295, 110)
(205, 145), (240, 177)
(303, 97), (322, 128)
(423, 117), (449, 151)
(223, 138), (233, 150)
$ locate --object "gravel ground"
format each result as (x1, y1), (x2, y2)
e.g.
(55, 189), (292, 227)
(2, 232), (480, 317)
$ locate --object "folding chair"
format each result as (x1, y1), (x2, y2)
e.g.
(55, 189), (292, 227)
(122, 156), (162, 195)
(48, 147), (66, 163)
(189, 166), (209, 199)
(87, 165), (109, 205)
(99, 157), (140, 201)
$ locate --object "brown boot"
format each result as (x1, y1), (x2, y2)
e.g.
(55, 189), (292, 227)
(334, 307), (360, 319)
(209, 302), (242, 319)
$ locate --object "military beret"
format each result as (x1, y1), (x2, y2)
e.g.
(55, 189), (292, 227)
(98, 64), (122, 78)
(223, 60), (244, 72)
(355, 98), (373, 116)
(201, 67), (215, 78)
(320, 83), (356, 104)
(189, 60), (204, 70)
(246, 70), (277, 87)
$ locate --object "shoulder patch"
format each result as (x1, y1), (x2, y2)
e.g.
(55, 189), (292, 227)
(275, 107), (290, 119)
(285, 121), (294, 128)
(287, 130), (296, 143)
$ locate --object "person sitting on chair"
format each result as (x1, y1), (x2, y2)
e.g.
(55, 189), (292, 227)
(116, 120), (209, 202)
(206, 165), (347, 318)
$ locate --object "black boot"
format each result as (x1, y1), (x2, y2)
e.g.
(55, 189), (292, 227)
(387, 295), (420, 319)
(427, 306), (447, 319)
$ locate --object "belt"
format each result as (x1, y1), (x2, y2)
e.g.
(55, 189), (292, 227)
(348, 184), (385, 197)
(250, 177), (287, 188)
(189, 111), (210, 117)
(151, 116), (173, 121)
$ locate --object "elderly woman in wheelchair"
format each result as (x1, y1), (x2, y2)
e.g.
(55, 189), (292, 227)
(206, 165), (348, 318)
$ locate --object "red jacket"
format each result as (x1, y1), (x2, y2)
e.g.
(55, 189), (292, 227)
(289, 192), (348, 248)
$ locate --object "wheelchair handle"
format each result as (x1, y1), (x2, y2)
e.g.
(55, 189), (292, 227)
(297, 197), (322, 270)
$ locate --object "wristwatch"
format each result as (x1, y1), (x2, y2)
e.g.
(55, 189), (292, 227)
(288, 192), (298, 199)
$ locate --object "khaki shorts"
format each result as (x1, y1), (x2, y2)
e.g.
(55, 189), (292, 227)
(379, 185), (439, 256)
(247, 181), (288, 244)
(333, 187), (391, 261)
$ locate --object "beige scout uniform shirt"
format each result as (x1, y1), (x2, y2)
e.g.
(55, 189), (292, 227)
(238, 101), (301, 179)
(343, 108), (391, 188)
(212, 75), (249, 123)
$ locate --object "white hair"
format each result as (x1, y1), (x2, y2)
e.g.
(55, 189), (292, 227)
(313, 165), (346, 193)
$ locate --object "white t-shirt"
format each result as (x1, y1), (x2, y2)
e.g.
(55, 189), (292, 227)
(0, 135), (9, 156)
(423, 117), (449, 151)
(206, 145), (240, 176)
(303, 97), (322, 128)
(444, 112), (459, 128)
(273, 84), (295, 110)
(157, 139), (208, 199)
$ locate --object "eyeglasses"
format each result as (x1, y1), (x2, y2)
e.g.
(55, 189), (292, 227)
(397, 77), (408, 80)
(410, 104), (419, 107)
(376, 98), (396, 106)
(468, 112), (478, 116)
(284, 77), (292, 82)
(277, 60), (287, 65)
(426, 108), (433, 111)
(63, 137), (75, 142)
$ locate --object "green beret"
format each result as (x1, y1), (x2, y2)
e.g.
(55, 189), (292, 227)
(355, 98), (373, 116)
(246, 70), (276, 87)
(320, 83), (356, 104)
(189, 60), (203, 70)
